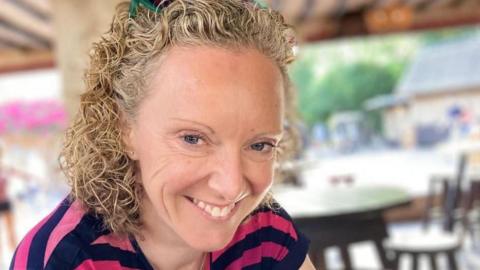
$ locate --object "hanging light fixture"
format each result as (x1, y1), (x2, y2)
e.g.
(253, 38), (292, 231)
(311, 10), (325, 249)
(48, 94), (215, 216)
(364, 4), (414, 33)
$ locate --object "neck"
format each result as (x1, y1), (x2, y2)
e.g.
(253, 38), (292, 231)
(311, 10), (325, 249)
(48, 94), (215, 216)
(137, 238), (206, 270)
(135, 199), (206, 270)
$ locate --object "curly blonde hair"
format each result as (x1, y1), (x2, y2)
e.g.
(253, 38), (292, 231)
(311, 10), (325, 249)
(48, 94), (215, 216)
(60, 0), (300, 236)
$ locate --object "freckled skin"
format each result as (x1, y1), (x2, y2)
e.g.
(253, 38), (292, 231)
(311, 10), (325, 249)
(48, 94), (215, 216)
(125, 46), (285, 257)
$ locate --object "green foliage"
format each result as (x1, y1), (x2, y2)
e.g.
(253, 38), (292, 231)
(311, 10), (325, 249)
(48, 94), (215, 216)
(291, 60), (401, 129)
(289, 35), (416, 129)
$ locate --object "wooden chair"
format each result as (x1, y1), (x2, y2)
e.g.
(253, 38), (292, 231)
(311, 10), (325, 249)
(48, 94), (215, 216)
(384, 230), (462, 270)
(296, 211), (392, 270)
(423, 154), (467, 232)
(384, 155), (467, 270)
(422, 154), (480, 244)
(463, 178), (480, 246)
(423, 174), (451, 229)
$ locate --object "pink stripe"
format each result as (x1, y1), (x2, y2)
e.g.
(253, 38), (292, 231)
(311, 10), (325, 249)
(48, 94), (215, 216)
(212, 211), (297, 261)
(225, 242), (289, 269)
(13, 205), (59, 269)
(91, 234), (135, 252)
(74, 259), (139, 270)
(43, 200), (85, 267)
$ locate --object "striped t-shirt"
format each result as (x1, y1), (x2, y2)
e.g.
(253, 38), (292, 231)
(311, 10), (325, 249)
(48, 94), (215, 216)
(10, 197), (309, 269)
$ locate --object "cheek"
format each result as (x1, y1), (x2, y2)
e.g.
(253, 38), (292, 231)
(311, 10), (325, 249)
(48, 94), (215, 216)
(166, 159), (207, 190)
(249, 162), (275, 194)
(141, 156), (206, 191)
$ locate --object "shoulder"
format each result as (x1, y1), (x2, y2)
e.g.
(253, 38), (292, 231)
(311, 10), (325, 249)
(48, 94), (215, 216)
(210, 203), (310, 270)
(10, 197), (84, 269)
(10, 197), (140, 270)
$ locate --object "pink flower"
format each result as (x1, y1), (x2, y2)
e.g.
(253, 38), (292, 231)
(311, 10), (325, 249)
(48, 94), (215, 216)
(0, 100), (67, 134)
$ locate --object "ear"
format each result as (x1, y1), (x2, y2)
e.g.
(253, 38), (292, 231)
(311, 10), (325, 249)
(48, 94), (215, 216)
(119, 111), (138, 160)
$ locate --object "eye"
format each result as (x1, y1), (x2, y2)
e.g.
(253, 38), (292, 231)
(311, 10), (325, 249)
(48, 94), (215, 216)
(250, 142), (275, 152)
(245, 140), (278, 162)
(176, 132), (210, 157)
(183, 134), (204, 145)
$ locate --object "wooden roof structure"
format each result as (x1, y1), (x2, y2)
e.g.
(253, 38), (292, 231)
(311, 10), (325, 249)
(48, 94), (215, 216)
(365, 35), (480, 110)
(396, 36), (480, 97)
(0, 0), (53, 73)
(265, 0), (480, 41)
(0, 0), (479, 73)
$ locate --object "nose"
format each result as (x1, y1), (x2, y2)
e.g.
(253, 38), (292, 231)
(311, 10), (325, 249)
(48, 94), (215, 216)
(208, 148), (245, 202)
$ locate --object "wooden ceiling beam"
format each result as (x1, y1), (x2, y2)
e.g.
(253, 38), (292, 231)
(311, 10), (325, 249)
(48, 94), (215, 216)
(310, 0), (340, 18)
(406, 0), (430, 4)
(300, 1), (480, 41)
(0, 40), (13, 49)
(17, 0), (52, 18)
(426, 0), (458, 9)
(344, 0), (375, 11)
(0, 24), (46, 49)
(375, 0), (403, 7)
(413, 3), (480, 30)
(0, 49), (55, 73)
(0, 0), (53, 42)
(263, 0), (304, 24)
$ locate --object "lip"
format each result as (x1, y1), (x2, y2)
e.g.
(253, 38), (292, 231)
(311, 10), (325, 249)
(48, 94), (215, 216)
(184, 196), (239, 221)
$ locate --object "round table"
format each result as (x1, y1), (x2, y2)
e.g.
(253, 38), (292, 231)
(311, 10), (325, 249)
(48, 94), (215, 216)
(273, 185), (411, 219)
(273, 185), (411, 270)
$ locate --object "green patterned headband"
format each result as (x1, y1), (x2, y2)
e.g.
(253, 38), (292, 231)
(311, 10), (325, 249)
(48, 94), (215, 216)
(129, 0), (267, 18)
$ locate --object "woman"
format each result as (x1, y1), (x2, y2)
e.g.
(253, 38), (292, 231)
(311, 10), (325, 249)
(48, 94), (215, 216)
(11, 0), (315, 269)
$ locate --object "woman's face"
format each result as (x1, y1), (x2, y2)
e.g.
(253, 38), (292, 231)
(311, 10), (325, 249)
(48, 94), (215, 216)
(126, 46), (284, 251)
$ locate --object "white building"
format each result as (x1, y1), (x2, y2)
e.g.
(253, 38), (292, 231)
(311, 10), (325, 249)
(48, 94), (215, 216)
(366, 36), (480, 148)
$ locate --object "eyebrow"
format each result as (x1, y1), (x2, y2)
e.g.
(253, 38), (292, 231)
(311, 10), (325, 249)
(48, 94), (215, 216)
(169, 118), (283, 138)
(169, 118), (216, 134)
(255, 130), (284, 137)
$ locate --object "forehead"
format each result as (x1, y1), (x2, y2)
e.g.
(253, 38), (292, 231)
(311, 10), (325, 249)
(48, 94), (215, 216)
(139, 46), (285, 132)
(149, 45), (284, 92)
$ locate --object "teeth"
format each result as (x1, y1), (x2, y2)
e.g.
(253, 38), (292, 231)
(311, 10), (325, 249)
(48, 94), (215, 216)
(211, 207), (221, 217)
(220, 206), (230, 217)
(191, 198), (235, 218)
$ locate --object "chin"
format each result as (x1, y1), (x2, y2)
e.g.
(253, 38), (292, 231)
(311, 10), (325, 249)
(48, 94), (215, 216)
(184, 228), (237, 252)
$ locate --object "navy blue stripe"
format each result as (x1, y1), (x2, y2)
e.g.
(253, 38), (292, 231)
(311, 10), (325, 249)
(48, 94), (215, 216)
(44, 213), (110, 269)
(212, 226), (296, 269)
(9, 240), (20, 270)
(26, 197), (72, 269)
(242, 257), (276, 270)
(69, 244), (146, 269)
(45, 212), (151, 270)
(272, 231), (310, 270)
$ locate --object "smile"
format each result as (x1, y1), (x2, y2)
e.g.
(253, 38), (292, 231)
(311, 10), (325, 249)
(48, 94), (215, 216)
(187, 197), (236, 218)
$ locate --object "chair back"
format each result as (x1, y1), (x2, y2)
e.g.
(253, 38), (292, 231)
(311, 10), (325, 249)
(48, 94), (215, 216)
(295, 213), (391, 270)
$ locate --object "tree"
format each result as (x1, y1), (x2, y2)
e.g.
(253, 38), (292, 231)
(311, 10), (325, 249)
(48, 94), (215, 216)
(294, 61), (399, 131)
(289, 35), (416, 128)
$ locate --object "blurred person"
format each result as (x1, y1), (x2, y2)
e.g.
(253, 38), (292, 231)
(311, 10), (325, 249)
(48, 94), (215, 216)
(0, 145), (36, 263)
(0, 146), (16, 263)
(10, 0), (314, 269)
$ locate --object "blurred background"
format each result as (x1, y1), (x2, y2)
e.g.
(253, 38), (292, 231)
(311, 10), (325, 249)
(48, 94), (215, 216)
(0, 0), (480, 269)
